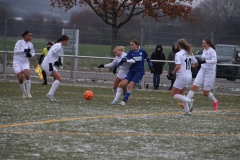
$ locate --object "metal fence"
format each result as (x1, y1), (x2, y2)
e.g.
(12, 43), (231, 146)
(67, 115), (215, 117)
(0, 20), (240, 50)
(1, 51), (240, 95)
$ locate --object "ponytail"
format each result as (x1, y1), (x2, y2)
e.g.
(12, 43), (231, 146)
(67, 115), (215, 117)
(177, 38), (193, 55)
(203, 38), (215, 50)
(57, 35), (69, 42)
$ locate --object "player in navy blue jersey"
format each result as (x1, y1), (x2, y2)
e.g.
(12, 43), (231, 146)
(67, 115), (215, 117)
(112, 39), (154, 106)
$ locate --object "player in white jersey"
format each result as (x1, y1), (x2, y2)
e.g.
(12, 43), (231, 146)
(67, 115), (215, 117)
(98, 46), (131, 96)
(167, 39), (198, 116)
(186, 38), (219, 110)
(41, 35), (69, 102)
(13, 31), (35, 99)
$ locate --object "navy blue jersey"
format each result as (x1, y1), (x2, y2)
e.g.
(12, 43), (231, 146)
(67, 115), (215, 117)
(126, 48), (150, 73)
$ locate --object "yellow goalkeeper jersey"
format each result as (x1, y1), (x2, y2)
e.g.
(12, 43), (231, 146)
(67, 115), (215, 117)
(42, 48), (48, 56)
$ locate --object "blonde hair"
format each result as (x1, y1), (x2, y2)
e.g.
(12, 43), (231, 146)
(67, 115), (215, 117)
(113, 46), (125, 52)
(177, 38), (193, 55)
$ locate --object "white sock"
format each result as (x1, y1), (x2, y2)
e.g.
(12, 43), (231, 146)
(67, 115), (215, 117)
(48, 80), (61, 96)
(25, 79), (31, 93)
(19, 83), (26, 93)
(113, 88), (123, 102)
(183, 102), (190, 113)
(112, 88), (117, 96)
(187, 90), (195, 99)
(208, 92), (217, 103)
(173, 94), (191, 103)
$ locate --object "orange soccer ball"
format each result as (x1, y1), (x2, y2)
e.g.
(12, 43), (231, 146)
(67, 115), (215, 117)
(83, 90), (94, 100)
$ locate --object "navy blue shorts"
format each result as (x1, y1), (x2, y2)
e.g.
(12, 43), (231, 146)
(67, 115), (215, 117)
(124, 71), (144, 84)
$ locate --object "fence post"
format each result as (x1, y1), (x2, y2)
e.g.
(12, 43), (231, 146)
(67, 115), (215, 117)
(139, 28), (144, 89)
(70, 24), (76, 79)
(3, 19), (7, 81)
(211, 33), (217, 94)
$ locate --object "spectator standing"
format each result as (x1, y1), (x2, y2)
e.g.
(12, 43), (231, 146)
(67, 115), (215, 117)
(167, 42), (179, 90)
(151, 45), (166, 90)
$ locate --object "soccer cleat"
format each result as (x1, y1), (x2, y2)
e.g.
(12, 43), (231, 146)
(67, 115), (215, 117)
(119, 101), (126, 106)
(46, 94), (57, 102)
(178, 102), (184, 109)
(213, 100), (219, 111)
(189, 99), (194, 112)
(23, 92), (27, 99)
(184, 113), (191, 116)
(111, 101), (118, 105)
(27, 92), (32, 98)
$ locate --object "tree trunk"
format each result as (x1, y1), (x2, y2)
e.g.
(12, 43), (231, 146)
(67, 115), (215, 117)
(110, 13), (118, 57)
(111, 26), (118, 57)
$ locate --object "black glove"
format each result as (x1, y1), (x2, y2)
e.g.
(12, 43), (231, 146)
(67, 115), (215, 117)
(49, 63), (53, 71)
(58, 57), (62, 66)
(98, 64), (104, 68)
(167, 73), (174, 79)
(26, 52), (32, 57)
(198, 60), (206, 65)
(24, 48), (31, 53)
(149, 66), (154, 73)
(113, 67), (117, 75)
(121, 57), (127, 63)
(54, 61), (60, 67)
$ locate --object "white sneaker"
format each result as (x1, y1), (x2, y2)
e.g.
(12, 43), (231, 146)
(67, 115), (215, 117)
(27, 92), (32, 98)
(111, 101), (118, 105)
(119, 101), (126, 106)
(46, 94), (57, 102)
(23, 92), (27, 99)
(189, 99), (194, 112)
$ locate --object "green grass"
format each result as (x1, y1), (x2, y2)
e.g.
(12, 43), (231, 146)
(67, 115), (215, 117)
(0, 81), (239, 159)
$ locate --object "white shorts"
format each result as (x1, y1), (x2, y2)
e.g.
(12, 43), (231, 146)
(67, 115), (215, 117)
(193, 68), (215, 91)
(41, 62), (58, 76)
(117, 69), (128, 80)
(173, 75), (192, 90)
(13, 60), (30, 74)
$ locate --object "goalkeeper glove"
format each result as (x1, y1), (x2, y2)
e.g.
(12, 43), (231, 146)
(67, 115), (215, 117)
(26, 52), (32, 57)
(98, 64), (104, 68)
(167, 73), (174, 79)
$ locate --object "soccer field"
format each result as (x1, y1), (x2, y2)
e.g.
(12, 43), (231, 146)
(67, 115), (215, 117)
(0, 81), (240, 159)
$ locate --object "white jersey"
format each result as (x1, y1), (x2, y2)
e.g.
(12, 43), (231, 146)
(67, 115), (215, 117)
(13, 39), (35, 62)
(42, 43), (63, 65)
(175, 49), (198, 76)
(200, 47), (217, 69)
(104, 52), (131, 71)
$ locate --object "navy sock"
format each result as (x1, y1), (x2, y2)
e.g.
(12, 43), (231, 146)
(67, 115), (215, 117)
(123, 91), (131, 102)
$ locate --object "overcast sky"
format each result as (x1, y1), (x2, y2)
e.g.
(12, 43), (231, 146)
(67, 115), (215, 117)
(5, 0), (203, 21)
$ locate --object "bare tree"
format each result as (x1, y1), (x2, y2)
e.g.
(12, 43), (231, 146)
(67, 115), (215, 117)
(192, 0), (240, 35)
(0, 1), (14, 26)
(50, 0), (195, 56)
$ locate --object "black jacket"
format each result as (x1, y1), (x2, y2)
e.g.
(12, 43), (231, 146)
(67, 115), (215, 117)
(167, 43), (179, 80)
(150, 45), (166, 74)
